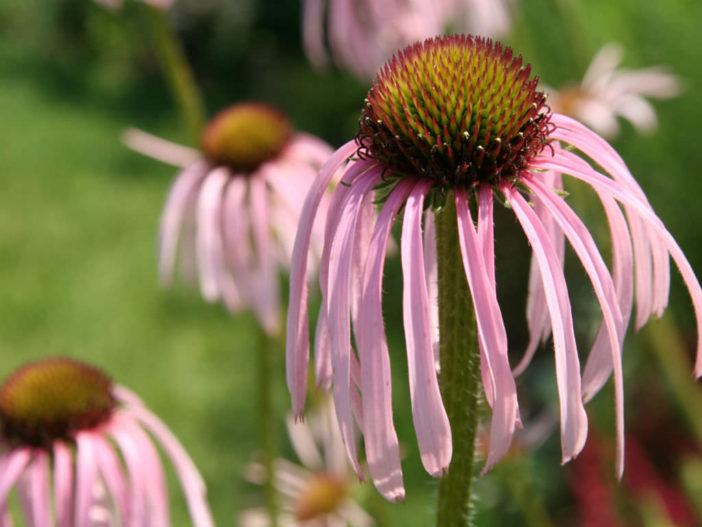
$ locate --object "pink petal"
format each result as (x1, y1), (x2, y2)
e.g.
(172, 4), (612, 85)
(75, 432), (100, 527)
(358, 178), (415, 502)
(533, 150), (702, 378)
(249, 174), (281, 335)
(107, 417), (148, 526)
(326, 166), (382, 476)
(158, 162), (208, 287)
(504, 185), (588, 463)
(551, 114), (670, 326)
(583, 192), (633, 402)
(423, 212), (440, 368)
(401, 179), (452, 476)
(114, 386), (214, 527)
(53, 442), (74, 527)
(195, 167), (229, 302)
(220, 177), (250, 312)
(24, 449), (50, 527)
(526, 176), (625, 477)
(122, 418), (170, 527)
(455, 187), (520, 472)
(302, 0), (329, 69)
(515, 170), (566, 376)
(287, 140), (358, 416)
(0, 448), (31, 521)
(92, 434), (129, 526)
(476, 185), (497, 406)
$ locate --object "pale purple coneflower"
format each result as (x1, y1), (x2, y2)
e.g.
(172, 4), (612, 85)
(125, 103), (333, 335)
(286, 35), (702, 502)
(240, 397), (373, 527)
(303, 0), (514, 81)
(0, 357), (213, 526)
(545, 43), (681, 138)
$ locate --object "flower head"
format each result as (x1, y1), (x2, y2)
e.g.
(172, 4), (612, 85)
(0, 357), (213, 526)
(303, 0), (514, 80)
(126, 102), (333, 335)
(287, 35), (702, 501)
(240, 398), (373, 526)
(546, 43), (681, 138)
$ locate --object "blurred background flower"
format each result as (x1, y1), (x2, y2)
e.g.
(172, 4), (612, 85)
(240, 397), (373, 526)
(0, 358), (213, 526)
(545, 43), (681, 138)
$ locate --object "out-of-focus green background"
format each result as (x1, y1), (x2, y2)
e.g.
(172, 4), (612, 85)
(1, 0), (700, 525)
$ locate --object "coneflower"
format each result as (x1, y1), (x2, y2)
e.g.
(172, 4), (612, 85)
(286, 35), (702, 520)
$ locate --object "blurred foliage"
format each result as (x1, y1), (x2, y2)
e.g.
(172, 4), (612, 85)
(1, 0), (700, 525)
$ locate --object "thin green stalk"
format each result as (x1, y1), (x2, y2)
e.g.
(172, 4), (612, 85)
(146, 6), (206, 144)
(257, 325), (279, 527)
(435, 193), (482, 526)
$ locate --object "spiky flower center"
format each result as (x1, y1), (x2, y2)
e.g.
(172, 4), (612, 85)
(201, 102), (292, 173)
(0, 358), (116, 447)
(357, 35), (551, 188)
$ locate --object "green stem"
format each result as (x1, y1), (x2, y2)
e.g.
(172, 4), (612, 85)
(435, 193), (482, 526)
(257, 325), (279, 527)
(146, 6), (206, 144)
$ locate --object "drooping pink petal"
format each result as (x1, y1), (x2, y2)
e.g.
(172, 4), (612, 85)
(583, 193), (633, 403)
(476, 185), (497, 406)
(455, 187), (520, 472)
(107, 417), (148, 526)
(423, 212), (440, 367)
(401, 179), (452, 476)
(532, 150), (702, 378)
(113, 386), (214, 527)
(287, 140), (358, 417)
(195, 167), (230, 302)
(326, 166), (382, 476)
(158, 162), (208, 287)
(314, 309), (333, 390)
(525, 176), (626, 477)
(0, 448), (31, 522)
(220, 176), (250, 312)
(23, 449), (50, 527)
(315, 160), (371, 390)
(504, 185), (588, 462)
(122, 417), (170, 527)
(92, 434), (129, 526)
(551, 114), (670, 326)
(75, 432), (100, 527)
(351, 193), (375, 338)
(249, 174), (281, 335)
(515, 170), (566, 376)
(122, 128), (201, 168)
(358, 178), (415, 502)
(302, 0), (329, 69)
(53, 441), (74, 527)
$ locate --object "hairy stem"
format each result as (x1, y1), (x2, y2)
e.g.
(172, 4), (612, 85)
(435, 193), (481, 526)
(258, 325), (279, 527)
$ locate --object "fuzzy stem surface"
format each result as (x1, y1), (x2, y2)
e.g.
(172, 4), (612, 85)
(435, 193), (481, 526)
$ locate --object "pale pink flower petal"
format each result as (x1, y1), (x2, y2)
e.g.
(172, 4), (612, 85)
(401, 179), (452, 476)
(525, 176), (626, 477)
(53, 442), (74, 527)
(287, 140), (358, 416)
(505, 186), (588, 463)
(455, 187), (519, 472)
(75, 433), (100, 527)
(359, 178), (415, 501)
(326, 167), (382, 476)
